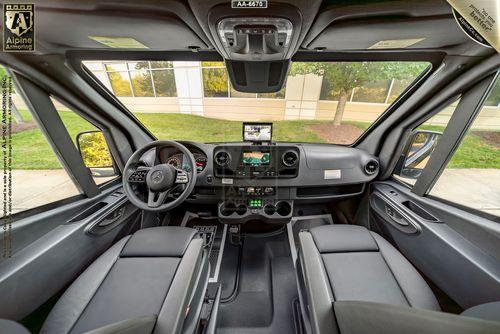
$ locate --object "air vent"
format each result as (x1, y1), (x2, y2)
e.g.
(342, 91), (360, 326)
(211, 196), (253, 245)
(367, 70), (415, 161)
(364, 160), (379, 175)
(214, 151), (231, 167)
(282, 151), (298, 167)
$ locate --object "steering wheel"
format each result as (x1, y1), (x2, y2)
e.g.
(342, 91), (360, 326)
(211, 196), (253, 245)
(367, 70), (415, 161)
(122, 141), (197, 212)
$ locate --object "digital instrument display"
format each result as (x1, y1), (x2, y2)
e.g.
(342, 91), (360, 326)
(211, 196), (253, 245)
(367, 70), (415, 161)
(242, 151), (270, 166)
(243, 122), (272, 142)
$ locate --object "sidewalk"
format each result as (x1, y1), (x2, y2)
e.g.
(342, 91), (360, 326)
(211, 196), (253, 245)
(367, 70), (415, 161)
(3, 170), (113, 214)
(432, 169), (500, 216)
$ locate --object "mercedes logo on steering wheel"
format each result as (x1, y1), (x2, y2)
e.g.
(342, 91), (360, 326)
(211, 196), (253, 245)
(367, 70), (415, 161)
(151, 170), (164, 183)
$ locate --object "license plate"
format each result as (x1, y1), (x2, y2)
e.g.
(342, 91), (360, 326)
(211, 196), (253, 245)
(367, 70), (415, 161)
(231, 1), (268, 9)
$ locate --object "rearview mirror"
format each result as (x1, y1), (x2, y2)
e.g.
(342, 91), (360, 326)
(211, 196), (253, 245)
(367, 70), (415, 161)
(395, 130), (442, 180)
(76, 130), (115, 177)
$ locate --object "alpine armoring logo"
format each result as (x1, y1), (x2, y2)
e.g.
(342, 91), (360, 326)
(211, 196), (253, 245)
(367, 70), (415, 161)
(3, 4), (35, 52)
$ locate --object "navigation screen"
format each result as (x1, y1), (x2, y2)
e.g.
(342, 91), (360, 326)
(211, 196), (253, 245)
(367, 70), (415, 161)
(242, 151), (270, 166)
(243, 123), (272, 142)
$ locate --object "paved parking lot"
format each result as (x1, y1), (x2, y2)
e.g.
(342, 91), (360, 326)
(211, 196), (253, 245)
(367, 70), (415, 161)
(2, 169), (499, 216)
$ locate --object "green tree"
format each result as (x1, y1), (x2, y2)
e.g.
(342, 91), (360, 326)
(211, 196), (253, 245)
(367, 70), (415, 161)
(203, 68), (229, 97)
(290, 62), (428, 125)
(79, 132), (113, 168)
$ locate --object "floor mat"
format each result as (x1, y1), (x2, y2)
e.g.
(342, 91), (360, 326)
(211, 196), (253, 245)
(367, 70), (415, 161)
(217, 229), (299, 334)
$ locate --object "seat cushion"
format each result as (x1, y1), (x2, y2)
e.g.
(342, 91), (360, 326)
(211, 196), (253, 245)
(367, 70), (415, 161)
(41, 226), (204, 334)
(308, 225), (440, 311)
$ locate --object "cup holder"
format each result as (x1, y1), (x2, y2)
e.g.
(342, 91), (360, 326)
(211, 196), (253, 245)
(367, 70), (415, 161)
(264, 204), (276, 215)
(236, 204), (248, 216)
(276, 201), (292, 216)
(220, 202), (236, 216)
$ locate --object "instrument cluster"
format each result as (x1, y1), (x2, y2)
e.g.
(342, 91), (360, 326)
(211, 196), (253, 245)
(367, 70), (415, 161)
(165, 153), (207, 172)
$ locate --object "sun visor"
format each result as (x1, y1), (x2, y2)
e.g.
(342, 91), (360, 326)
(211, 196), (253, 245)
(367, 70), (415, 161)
(36, 9), (208, 51)
(307, 16), (469, 51)
(226, 60), (289, 93)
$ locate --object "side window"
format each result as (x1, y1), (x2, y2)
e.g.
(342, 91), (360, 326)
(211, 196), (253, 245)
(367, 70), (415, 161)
(4, 68), (81, 214)
(393, 98), (460, 185)
(429, 80), (500, 217)
(52, 98), (117, 185)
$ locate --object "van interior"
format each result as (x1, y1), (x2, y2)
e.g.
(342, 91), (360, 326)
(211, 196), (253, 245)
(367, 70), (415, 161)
(0, 1), (499, 334)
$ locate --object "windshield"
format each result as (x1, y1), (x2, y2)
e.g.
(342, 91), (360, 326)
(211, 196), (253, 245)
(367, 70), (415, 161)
(83, 60), (430, 144)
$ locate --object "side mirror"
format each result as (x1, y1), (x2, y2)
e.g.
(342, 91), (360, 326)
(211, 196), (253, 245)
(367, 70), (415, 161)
(76, 130), (115, 177)
(395, 130), (442, 180)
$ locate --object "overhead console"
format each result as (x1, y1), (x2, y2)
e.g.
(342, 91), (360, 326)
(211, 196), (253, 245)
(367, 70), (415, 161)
(216, 17), (294, 61)
(207, 3), (304, 61)
(195, 0), (322, 92)
(213, 145), (299, 179)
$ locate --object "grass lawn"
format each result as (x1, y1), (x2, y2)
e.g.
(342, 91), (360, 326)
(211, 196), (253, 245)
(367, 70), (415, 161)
(420, 124), (500, 169)
(10, 111), (500, 169)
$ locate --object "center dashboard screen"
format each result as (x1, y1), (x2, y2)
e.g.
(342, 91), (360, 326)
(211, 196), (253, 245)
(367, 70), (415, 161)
(242, 151), (270, 166)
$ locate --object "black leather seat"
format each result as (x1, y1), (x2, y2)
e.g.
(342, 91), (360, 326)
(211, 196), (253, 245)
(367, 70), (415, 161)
(41, 226), (209, 334)
(297, 224), (440, 333)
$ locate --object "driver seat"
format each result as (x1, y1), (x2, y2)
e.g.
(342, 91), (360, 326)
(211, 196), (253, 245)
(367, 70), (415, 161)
(41, 226), (208, 334)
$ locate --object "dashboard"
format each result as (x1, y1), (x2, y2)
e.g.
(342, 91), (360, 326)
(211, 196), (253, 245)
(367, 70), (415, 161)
(149, 141), (380, 224)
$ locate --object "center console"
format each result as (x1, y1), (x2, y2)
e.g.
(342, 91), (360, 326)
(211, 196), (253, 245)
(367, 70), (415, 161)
(213, 144), (299, 223)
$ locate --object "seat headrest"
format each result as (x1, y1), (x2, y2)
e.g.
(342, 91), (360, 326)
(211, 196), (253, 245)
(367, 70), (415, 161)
(309, 225), (379, 253)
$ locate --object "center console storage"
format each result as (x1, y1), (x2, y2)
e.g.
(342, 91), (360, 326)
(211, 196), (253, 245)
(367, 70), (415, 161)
(213, 145), (299, 178)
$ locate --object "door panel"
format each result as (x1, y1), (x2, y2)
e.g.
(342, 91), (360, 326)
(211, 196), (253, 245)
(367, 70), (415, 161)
(0, 184), (140, 320)
(370, 181), (500, 309)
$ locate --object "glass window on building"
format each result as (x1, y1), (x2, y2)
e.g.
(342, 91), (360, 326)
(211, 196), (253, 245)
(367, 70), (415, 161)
(152, 70), (177, 97)
(129, 70), (154, 97)
(107, 71), (132, 97)
(127, 61), (150, 71)
(104, 62), (132, 97)
(150, 61), (173, 69)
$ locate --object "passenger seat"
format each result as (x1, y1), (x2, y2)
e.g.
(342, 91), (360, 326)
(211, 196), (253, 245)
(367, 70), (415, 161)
(298, 225), (451, 333)
(297, 225), (500, 333)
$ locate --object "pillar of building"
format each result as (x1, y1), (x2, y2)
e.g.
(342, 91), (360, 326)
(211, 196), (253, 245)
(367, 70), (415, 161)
(284, 73), (322, 120)
(173, 62), (204, 116)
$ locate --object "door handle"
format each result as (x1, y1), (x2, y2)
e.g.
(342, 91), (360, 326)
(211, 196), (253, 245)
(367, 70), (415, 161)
(385, 205), (409, 226)
(370, 191), (421, 234)
(98, 206), (125, 227)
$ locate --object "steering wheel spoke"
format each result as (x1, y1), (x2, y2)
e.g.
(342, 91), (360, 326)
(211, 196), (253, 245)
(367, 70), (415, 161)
(147, 189), (169, 208)
(128, 166), (151, 183)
